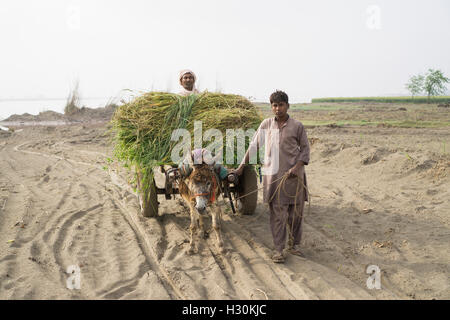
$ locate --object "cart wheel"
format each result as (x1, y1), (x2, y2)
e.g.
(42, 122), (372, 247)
(136, 171), (158, 218)
(237, 165), (258, 215)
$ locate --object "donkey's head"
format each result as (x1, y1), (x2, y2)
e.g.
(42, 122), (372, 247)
(186, 164), (216, 214)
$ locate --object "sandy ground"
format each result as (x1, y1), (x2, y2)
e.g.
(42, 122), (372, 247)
(0, 121), (449, 300)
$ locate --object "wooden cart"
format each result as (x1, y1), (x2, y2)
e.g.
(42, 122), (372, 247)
(136, 165), (258, 217)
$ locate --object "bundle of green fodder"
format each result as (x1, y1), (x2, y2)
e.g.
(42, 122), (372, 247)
(111, 91), (263, 189)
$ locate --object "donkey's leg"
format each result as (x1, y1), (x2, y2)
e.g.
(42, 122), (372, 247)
(187, 202), (198, 255)
(197, 213), (210, 239)
(211, 204), (224, 253)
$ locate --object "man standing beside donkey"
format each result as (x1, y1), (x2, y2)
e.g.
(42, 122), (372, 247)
(234, 90), (310, 263)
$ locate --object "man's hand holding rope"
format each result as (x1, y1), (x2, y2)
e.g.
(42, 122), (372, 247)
(287, 161), (306, 177)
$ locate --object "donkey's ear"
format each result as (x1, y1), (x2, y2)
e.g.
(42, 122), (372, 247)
(179, 163), (193, 177)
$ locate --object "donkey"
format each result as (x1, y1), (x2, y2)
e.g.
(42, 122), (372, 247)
(178, 150), (225, 255)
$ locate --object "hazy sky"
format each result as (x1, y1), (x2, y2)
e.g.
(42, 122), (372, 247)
(0, 0), (449, 119)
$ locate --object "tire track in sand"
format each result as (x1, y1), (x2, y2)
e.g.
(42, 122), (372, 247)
(8, 141), (178, 299)
(10, 138), (380, 299)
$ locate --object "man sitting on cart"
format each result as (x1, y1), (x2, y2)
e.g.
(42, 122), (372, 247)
(178, 69), (200, 96)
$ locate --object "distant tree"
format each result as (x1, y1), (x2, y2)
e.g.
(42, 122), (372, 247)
(424, 69), (449, 103)
(405, 74), (424, 98)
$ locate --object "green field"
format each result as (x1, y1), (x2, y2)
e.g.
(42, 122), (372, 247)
(299, 120), (450, 128)
(255, 100), (450, 128)
(311, 96), (450, 104)
(255, 103), (358, 111)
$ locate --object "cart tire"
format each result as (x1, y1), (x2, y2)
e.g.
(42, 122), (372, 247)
(137, 171), (158, 218)
(238, 165), (258, 215)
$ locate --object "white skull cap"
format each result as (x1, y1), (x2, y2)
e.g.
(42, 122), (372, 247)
(179, 69), (197, 83)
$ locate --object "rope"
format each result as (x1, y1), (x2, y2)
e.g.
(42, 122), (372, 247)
(238, 170), (311, 247)
(235, 172), (311, 211)
(233, 175), (286, 201)
(174, 167), (312, 242)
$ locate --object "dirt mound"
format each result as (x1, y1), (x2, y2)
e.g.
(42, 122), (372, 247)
(426, 155), (450, 181)
(317, 142), (351, 158)
(4, 113), (36, 122)
(4, 111), (65, 122)
(67, 104), (118, 122)
(36, 111), (66, 121)
(3, 105), (118, 123)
